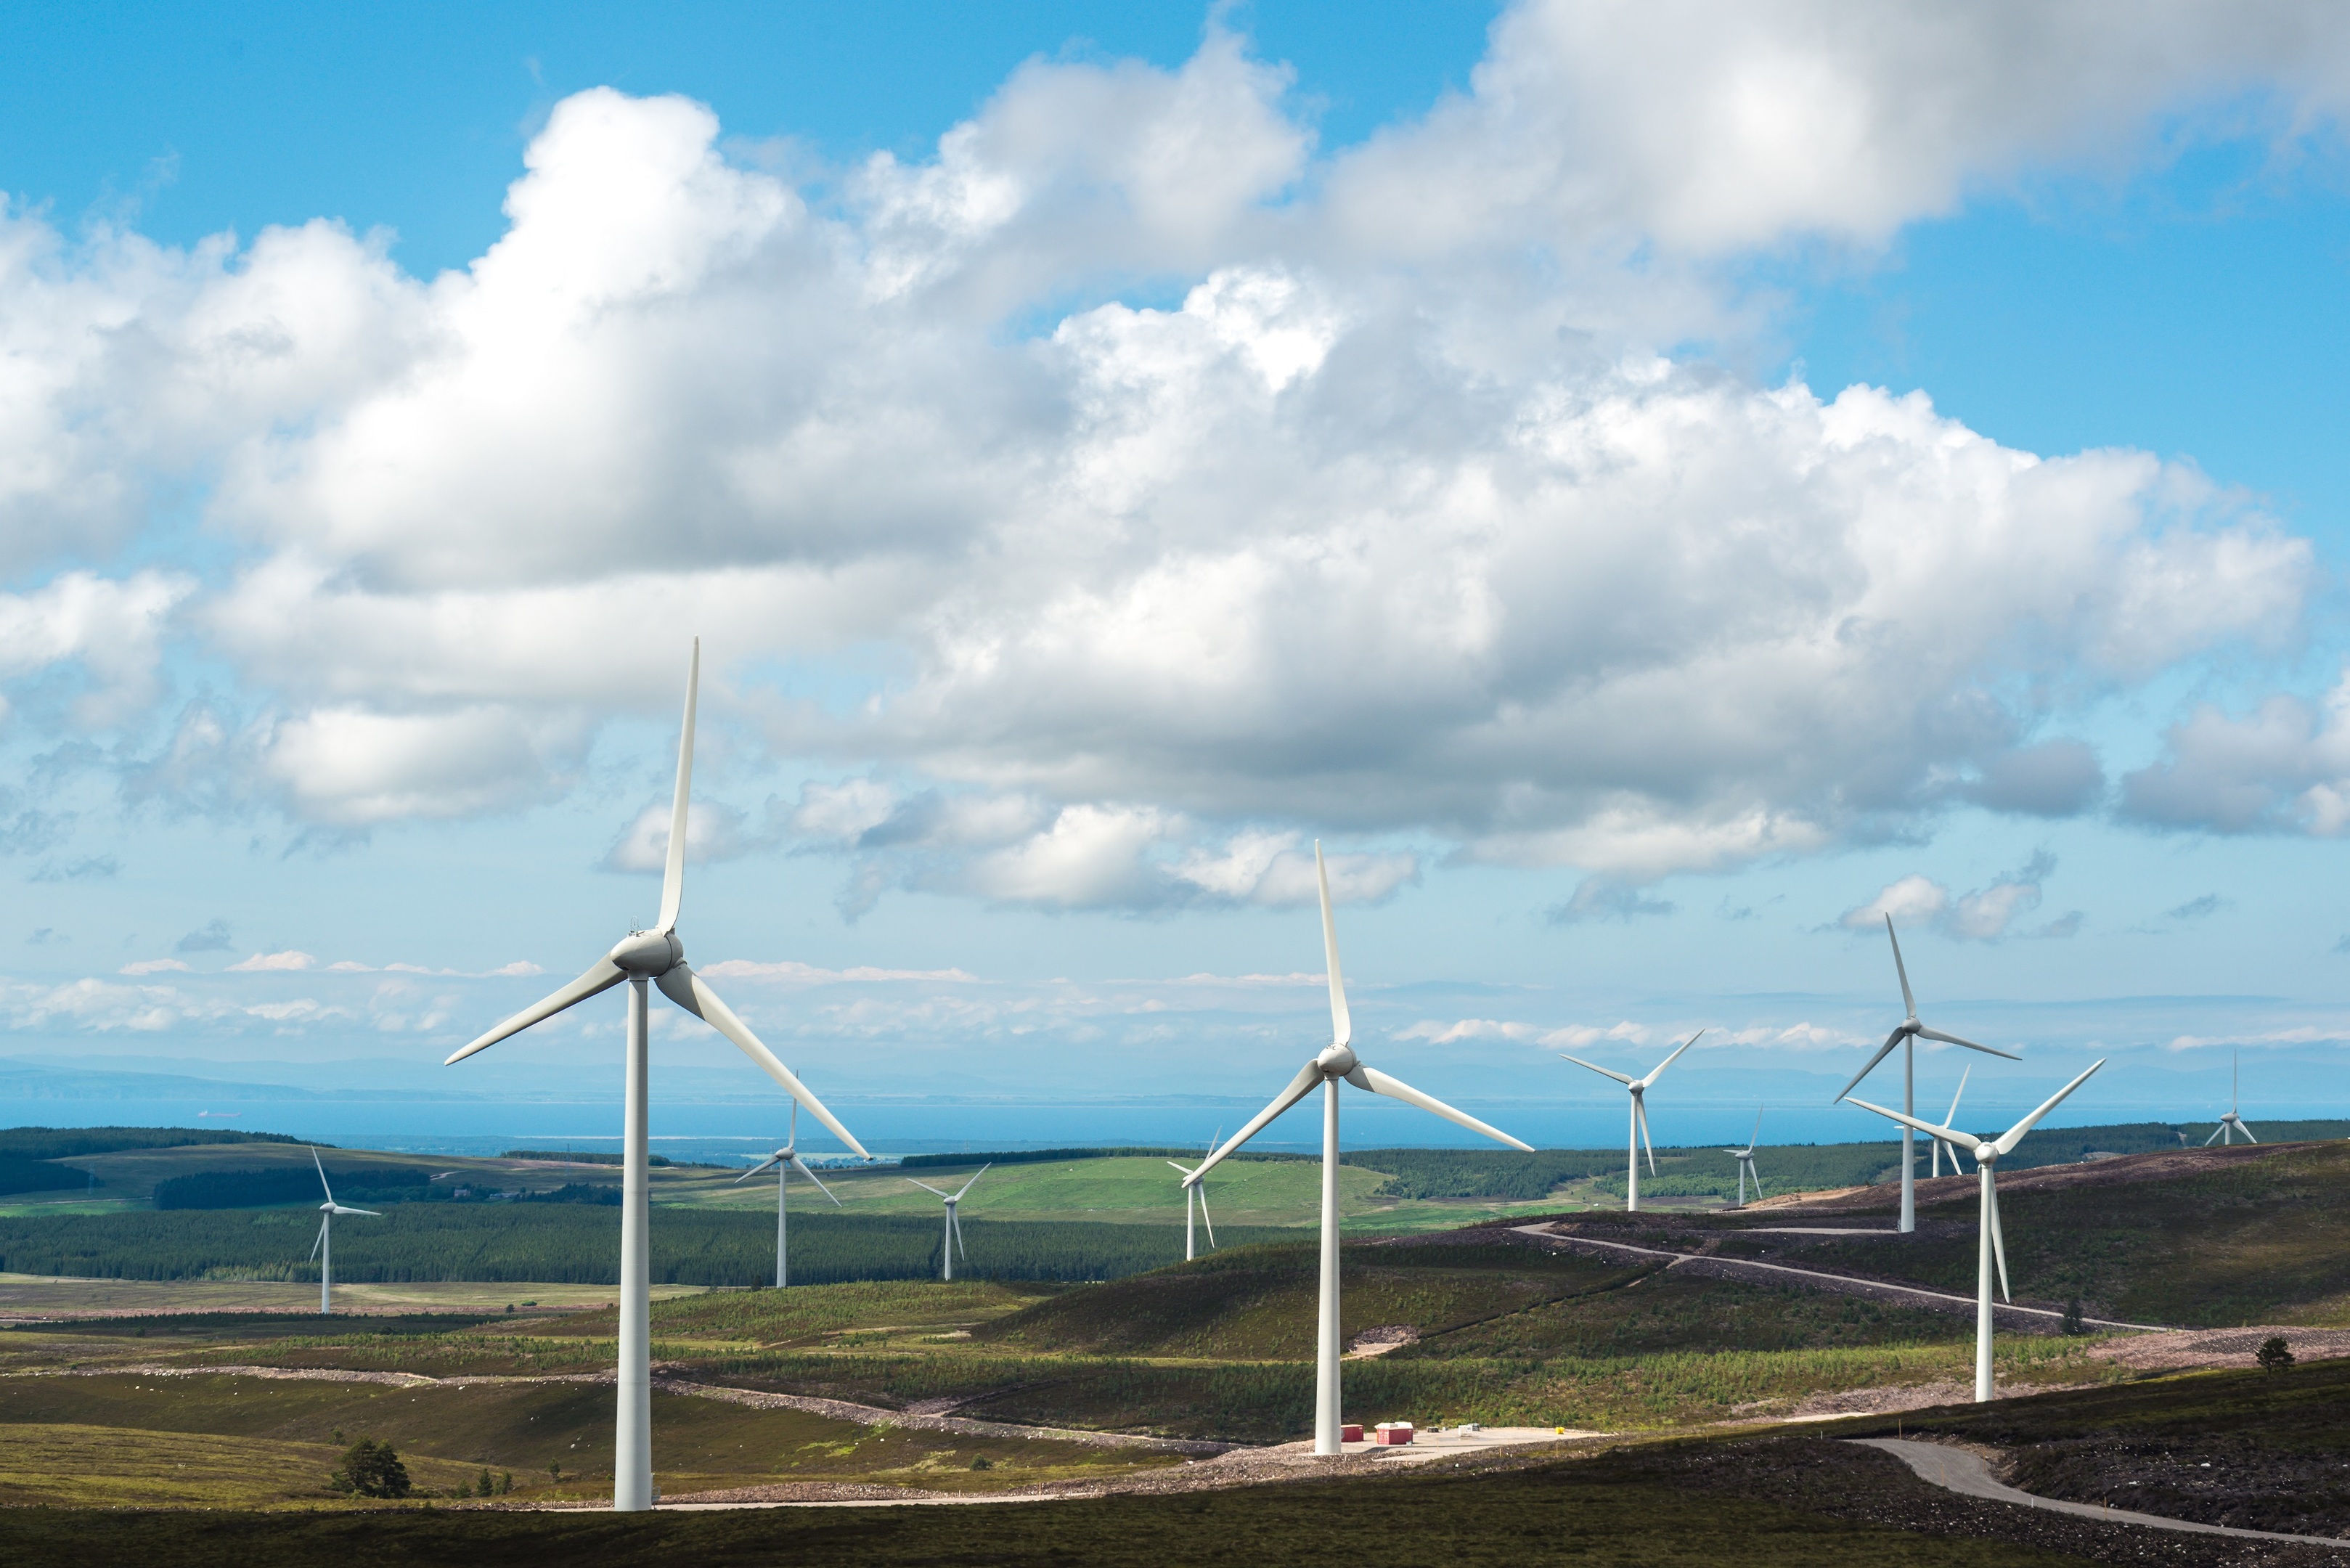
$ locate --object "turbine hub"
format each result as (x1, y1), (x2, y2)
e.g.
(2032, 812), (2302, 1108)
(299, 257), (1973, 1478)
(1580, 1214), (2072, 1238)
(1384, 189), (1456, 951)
(1316, 1043), (1358, 1077)
(609, 928), (684, 976)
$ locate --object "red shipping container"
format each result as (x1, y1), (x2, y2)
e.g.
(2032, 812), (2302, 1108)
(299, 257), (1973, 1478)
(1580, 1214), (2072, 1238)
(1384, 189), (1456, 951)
(1339, 1424), (1363, 1443)
(1374, 1422), (1414, 1445)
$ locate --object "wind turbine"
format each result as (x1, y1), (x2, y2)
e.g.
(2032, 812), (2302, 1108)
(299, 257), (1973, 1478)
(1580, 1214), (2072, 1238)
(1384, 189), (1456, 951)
(306, 1148), (379, 1315)
(2206, 1050), (2259, 1145)
(1167, 1129), (1220, 1262)
(1559, 1032), (1703, 1212)
(444, 639), (870, 1513)
(1836, 916), (2020, 1233)
(1930, 1066), (1972, 1178)
(1184, 842), (1530, 1457)
(1849, 1058), (2105, 1401)
(735, 1104), (842, 1289)
(1724, 1108), (1763, 1209)
(905, 1166), (989, 1281)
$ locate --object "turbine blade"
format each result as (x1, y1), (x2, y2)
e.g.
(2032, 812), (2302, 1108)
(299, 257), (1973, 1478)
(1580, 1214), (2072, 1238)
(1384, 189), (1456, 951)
(1943, 1064), (1972, 1124)
(1636, 1096), (1656, 1173)
(1845, 1095), (1983, 1153)
(2239, 1122), (2259, 1144)
(1991, 1059), (2106, 1157)
(658, 965), (870, 1158)
(1834, 1029), (1907, 1103)
(1639, 1029), (1703, 1088)
(951, 1206), (967, 1262)
(1750, 1106), (1763, 1149)
(1347, 1063), (1533, 1150)
(1988, 1183), (2011, 1302)
(1199, 1185), (1216, 1249)
(1557, 1051), (1636, 1087)
(311, 1146), (334, 1206)
(656, 638), (698, 934)
(334, 1206), (382, 1217)
(1165, 1160), (1199, 1176)
(733, 1153), (786, 1185)
(792, 1155), (842, 1206)
(1315, 841), (1351, 1048)
(308, 1217), (327, 1262)
(905, 1178), (953, 1198)
(1886, 914), (1915, 1016)
(1750, 1167), (1765, 1197)
(1190, 1059), (1323, 1184)
(1915, 1026), (2020, 1061)
(952, 1163), (991, 1201)
(2204, 1124), (2224, 1146)
(446, 957), (627, 1065)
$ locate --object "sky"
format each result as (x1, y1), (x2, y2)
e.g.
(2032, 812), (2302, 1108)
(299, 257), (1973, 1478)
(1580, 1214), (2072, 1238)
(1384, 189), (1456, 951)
(6, 1), (2350, 1152)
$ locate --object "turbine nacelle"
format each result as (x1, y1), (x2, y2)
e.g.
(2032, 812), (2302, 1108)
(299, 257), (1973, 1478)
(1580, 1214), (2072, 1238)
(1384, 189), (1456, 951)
(608, 930), (683, 976)
(1316, 1043), (1359, 1077)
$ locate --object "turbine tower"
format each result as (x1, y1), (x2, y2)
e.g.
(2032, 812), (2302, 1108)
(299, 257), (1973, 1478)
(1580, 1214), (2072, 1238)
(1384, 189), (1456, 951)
(906, 1166), (989, 1281)
(735, 1104), (842, 1289)
(444, 639), (870, 1513)
(1850, 1059), (2105, 1401)
(2206, 1050), (2259, 1145)
(1836, 916), (2020, 1233)
(1167, 1129), (1220, 1262)
(306, 1148), (379, 1315)
(1930, 1067), (1972, 1178)
(1724, 1108), (1763, 1209)
(1559, 1032), (1703, 1212)
(1184, 842), (1530, 1458)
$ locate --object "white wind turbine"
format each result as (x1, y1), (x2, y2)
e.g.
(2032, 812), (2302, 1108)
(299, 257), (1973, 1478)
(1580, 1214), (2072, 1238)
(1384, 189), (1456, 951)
(1837, 916), (2020, 1233)
(905, 1166), (989, 1281)
(306, 1148), (379, 1315)
(735, 1104), (843, 1289)
(1559, 1033), (1703, 1212)
(1724, 1109), (1764, 1209)
(1849, 1059), (2105, 1402)
(1167, 1129), (1220, 1262)
(444, 639), (870, 1513)
(1184, 842), (1530, 1457)
(1929, 1066), (1972, 1178)
(2206, 1050), (2259, 1145)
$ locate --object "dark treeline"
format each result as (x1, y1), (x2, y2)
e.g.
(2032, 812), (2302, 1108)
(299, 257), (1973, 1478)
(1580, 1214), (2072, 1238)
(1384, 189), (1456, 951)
(0, 1206), (1294, 1286)
(502, 1150), (674, 1167)
(0, 1155), (91, 1196)
(0, 1126), (309, 1159)
(153, 1167), (438, 1211)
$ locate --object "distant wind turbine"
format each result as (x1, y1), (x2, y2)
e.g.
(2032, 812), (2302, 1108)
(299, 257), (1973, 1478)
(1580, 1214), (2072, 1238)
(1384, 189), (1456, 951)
(1724, 1109), (1764, 1209)
(444, 639), (869, 1513)
(1167, 1128), (1220, 1262)
(1837, 916), (2020, 1233)
(1930, 1067), (1972, 1178)
(735, 1104), (842, 1289)
(1559, 1032), (1703, 1212)
(306, 1148), (378, 1315)
(1185, 842), (1530, 1457)
(906, 1166), (989, 1281)
(1850, 1059), (2106, 1401)
(2206, 1050), (2259, 1145)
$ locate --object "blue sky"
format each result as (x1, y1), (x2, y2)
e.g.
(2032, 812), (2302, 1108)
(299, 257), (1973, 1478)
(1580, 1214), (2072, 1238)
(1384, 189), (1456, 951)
(5, 1), (2350, 1151)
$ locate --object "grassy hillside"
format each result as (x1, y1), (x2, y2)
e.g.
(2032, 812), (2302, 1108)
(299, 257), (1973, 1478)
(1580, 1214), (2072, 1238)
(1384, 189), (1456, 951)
(1770, 1140), (2350, 1326)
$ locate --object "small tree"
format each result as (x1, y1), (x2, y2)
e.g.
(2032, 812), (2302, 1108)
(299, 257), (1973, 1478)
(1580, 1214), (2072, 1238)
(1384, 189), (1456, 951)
(329, 1438), (412, 1498)
(2259, 1335), (2295, 1373)
(547, 1460), (563, 1484)
(476, 1468), (497, 1498)
(2060, 1297), (2084, 1335)
(498, 1471), (514, 1495)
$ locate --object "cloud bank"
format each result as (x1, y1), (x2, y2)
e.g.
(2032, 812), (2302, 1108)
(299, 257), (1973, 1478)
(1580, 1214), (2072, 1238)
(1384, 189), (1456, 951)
(3, 2), (2347, 913)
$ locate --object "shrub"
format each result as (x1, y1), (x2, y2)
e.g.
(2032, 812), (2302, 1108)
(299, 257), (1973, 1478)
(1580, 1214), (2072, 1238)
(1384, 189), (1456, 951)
(2060, 1297), (2084, 1335)
(329, 1438), (412, 1498)
(2258, 1335), (2295, 1373)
